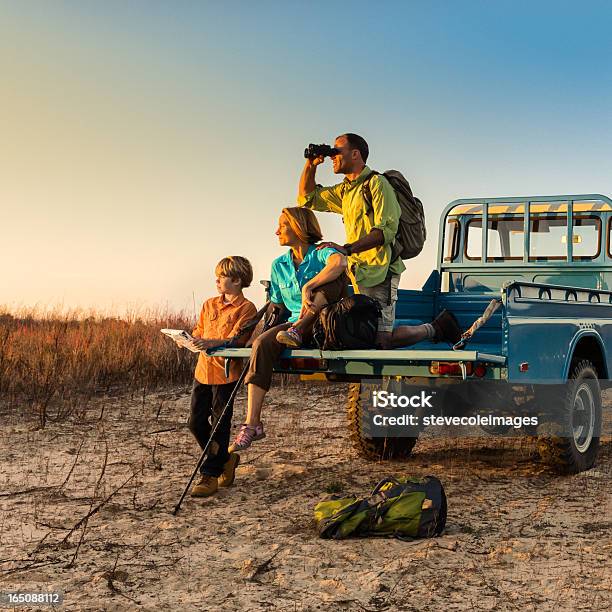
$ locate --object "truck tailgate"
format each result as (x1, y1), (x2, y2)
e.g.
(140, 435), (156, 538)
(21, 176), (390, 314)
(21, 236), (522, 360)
(209, 347), (506, 364)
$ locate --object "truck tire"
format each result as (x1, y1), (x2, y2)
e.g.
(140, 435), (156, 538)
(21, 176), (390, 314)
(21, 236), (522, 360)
(347, 382), (419, 460)
(537, 360), (601, 474)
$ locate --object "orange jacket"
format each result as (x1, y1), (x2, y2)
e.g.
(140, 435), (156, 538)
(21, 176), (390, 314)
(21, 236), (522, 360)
(192, 294), (257, 385)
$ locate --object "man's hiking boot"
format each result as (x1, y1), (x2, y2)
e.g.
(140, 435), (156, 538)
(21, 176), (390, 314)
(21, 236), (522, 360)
(431, 309), (462, 344)
(191, 474), (218, 497)
(276, 327), (302, 348)
(218, 452), (240, 488)
(229, 423), (266, 452)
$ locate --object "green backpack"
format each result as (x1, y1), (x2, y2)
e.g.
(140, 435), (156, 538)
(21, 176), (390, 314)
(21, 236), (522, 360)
(362, 170), (427, 261)
(314, 476), (446, 540)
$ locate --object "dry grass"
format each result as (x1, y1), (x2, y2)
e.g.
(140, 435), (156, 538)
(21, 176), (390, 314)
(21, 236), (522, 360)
(0, 306), (197, 427)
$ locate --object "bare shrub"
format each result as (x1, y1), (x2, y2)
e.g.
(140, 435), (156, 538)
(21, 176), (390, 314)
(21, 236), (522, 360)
(0, 305), (197, 425)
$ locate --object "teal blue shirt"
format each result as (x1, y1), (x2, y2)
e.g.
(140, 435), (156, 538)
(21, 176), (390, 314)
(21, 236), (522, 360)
(269, 245), (339, 322)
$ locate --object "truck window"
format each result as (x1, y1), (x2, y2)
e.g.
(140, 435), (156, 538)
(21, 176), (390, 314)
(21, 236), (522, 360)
(443, 219), (460, 262)
(465, 216), (524, 261)
(529, 215), (567, 260)
(572, 216), (601, 259)
(486, 216), (524, 261)
(529, 214), (600, 261)
(465, 219), (482, 260)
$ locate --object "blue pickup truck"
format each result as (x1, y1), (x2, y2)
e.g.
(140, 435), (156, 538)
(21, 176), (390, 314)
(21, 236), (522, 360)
(214, 194), (611, 474)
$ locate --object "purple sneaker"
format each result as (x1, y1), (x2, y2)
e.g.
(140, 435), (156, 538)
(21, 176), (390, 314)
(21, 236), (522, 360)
(276, 326), (303, 348)
(229, 423), (266, 452)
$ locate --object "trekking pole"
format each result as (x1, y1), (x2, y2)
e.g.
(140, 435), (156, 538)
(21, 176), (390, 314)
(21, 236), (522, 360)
(172, 360), (250, 515)
(172, 302), (273, 515)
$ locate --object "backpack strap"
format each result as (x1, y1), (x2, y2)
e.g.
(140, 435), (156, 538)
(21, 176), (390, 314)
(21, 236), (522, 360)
(371, 476), (401, 495)
(361, 170), (402, 266)
(361, 170), (380, 212)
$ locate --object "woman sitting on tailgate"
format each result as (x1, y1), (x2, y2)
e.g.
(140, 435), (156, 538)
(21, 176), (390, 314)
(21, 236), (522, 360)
(229, 207), (348, 451)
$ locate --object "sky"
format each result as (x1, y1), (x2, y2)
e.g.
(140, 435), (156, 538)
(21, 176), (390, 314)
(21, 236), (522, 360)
(2, 0), (611, 316)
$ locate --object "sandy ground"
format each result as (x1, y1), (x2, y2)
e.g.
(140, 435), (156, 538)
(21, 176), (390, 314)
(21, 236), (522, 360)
(0, 382), (610, 611)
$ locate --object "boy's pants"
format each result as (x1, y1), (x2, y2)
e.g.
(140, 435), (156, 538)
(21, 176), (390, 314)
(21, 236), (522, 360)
(188, 380), (237, 477)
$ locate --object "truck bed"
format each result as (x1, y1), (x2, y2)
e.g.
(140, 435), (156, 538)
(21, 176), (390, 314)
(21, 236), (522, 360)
(209, 280), (612, 383)
(210, 285), (507, 380)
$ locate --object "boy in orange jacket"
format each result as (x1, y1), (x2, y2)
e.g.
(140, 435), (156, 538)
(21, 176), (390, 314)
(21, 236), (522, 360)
(180, 256), (257, 497)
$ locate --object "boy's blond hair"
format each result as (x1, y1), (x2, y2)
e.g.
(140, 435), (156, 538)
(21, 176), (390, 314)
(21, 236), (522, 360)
(281, 207), (323, 245)
(215, 256), (253, 288)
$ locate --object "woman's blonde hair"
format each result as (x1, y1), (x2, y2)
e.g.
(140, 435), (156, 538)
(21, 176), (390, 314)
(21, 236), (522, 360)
(281, 207), (323, 244)
(215, 256), (253, 288)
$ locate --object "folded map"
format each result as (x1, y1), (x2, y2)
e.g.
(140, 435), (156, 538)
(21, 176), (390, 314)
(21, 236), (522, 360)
(160, 328), (200, 353)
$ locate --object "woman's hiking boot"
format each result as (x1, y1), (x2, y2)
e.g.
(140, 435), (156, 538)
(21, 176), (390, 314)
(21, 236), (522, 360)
(218, 452), (240, 487)
(191, 474), (218, 497)
(432, 309), (462, 344)
(276, 327), (302, 348)
(229, 423), (265, 452)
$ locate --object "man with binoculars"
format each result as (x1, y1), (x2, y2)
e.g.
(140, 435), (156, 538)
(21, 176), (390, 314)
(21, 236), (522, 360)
(297, 133), (407, 350)
(297, 133), (460, 349)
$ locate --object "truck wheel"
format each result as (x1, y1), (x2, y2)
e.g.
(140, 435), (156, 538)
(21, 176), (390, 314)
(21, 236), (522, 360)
(347, 382), (419, 460)
(537, 360), (601, 474)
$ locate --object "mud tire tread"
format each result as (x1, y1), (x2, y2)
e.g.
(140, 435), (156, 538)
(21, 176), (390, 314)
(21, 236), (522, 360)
(537, 360), (601, 474)
(347, 382), (418, 460)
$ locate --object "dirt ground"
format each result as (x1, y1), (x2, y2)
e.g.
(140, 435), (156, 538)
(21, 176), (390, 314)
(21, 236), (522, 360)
(0, 382), (610, 611)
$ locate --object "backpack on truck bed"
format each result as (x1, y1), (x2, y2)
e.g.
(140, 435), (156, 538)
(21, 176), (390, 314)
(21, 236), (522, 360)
(312, 294), (380, 350)
(363, 170), (426, 260)
(314, 476), (447, 540)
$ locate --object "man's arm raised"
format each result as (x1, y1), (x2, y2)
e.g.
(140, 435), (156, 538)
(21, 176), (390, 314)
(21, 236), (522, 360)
(299, 156), (323, 199)
(297, 157), (343, 214)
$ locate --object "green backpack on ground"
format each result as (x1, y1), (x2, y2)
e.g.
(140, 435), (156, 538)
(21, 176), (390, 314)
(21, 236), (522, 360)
(314, 476), (446, 540)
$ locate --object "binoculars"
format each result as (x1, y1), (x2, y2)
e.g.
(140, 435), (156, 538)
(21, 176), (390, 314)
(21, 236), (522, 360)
(304, 143), (340, 159)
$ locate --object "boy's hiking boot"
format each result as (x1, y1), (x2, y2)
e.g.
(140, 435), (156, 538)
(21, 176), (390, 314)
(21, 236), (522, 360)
(191, 474), (218, 497)
(218, 452), (240, 488)
(431, 309), (462, 344)
(229, 423), (266, 452)
(276, 326), (302, 348)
